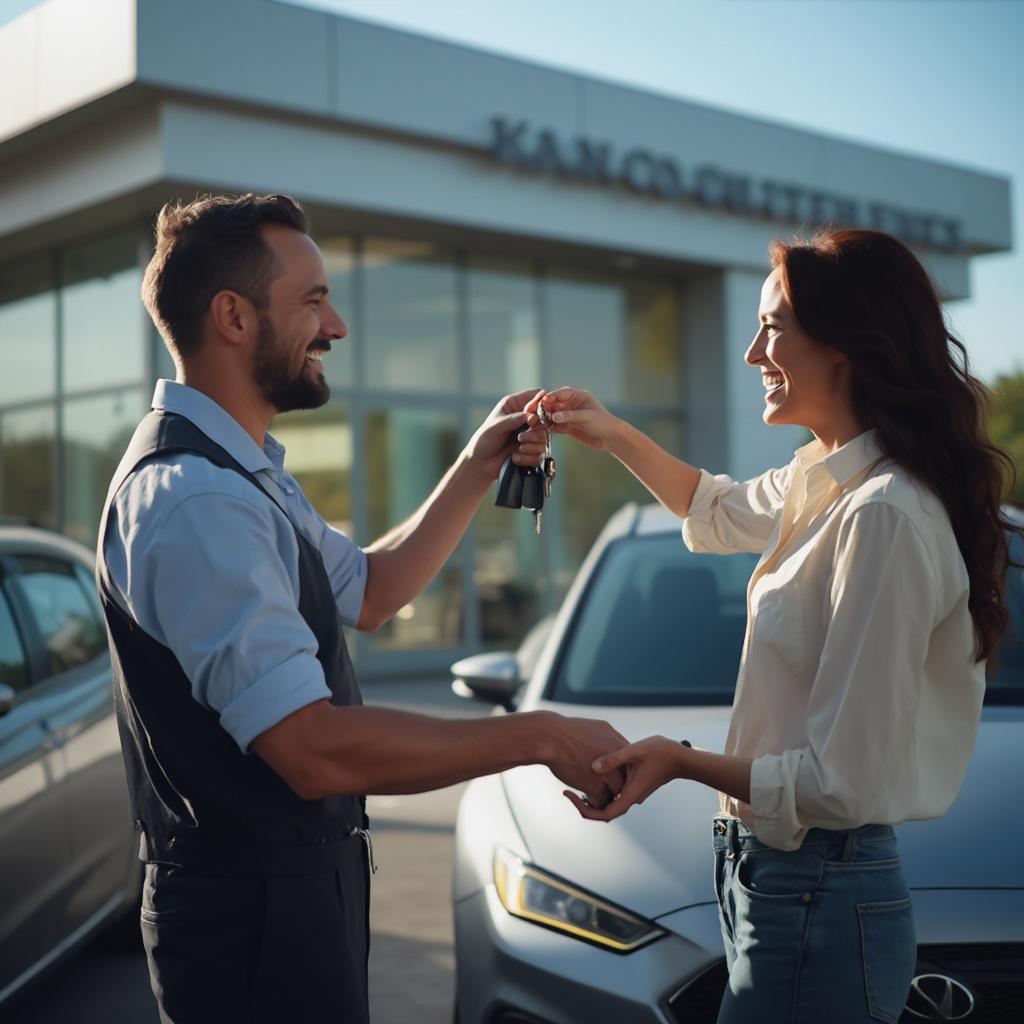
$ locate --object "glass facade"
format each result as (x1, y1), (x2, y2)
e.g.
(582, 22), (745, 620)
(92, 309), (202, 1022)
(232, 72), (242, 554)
(0, 228), (147, 543)
(1, 222), (684, 671)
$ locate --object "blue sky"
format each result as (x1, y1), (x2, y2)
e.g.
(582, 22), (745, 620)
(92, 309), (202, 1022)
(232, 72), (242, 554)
(3, 0), (1020, 384)
(291, 0), (1023, 387)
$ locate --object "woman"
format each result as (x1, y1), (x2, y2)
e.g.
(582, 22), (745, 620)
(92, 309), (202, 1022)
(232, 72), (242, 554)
(514, 229), (1020, 1023)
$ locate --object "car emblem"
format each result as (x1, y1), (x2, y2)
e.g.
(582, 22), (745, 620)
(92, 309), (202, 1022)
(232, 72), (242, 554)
(904, 974), (975, 1021)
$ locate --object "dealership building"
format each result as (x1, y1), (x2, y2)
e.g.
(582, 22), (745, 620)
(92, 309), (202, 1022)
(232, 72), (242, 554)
(0, 0), (1012, 676)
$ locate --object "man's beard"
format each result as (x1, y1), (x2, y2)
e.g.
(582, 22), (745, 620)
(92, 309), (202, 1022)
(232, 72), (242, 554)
(252, 313), (330, 413)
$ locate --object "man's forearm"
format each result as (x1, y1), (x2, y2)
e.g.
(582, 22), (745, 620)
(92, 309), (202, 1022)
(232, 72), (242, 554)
(296, 704), (555, 797)
(362, 451), (494, 624)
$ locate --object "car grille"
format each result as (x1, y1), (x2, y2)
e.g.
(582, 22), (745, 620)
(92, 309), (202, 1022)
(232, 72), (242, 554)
(664, 946), (1024, 1024)
(905, 943), (1024, 1023)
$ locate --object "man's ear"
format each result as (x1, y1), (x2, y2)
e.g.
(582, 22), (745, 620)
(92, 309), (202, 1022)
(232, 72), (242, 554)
(208, 290), (253, 347)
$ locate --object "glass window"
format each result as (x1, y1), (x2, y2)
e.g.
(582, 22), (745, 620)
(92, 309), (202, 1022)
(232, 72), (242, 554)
(0, 405), (56, 527)
(62, 388), (146, 545)
(473, 408), (545, 648)
(60, 231), (145, 393)
(545, 269), (624, 404)
(467, 259), (540, 399)
(272, 399), (353, 536)
(544, 271), (681, 407)
(551, 535), (758, 706)
(74, 563), (104, 623)
(13, 555), (107, 676)
(0, 257), (56, 406)
(987, 530), (1024, 699)
(625, 281), (681, 406)
(317, 236), (356, 389)
(0, 585), (29, 691)
(365, 406), (462, 649)
(362, 239), (458, 393)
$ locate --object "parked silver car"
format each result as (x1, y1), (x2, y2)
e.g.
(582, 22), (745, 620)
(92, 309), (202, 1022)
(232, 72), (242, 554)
(0, 521), (140, 1009)
(452, 503), (1024, 1024)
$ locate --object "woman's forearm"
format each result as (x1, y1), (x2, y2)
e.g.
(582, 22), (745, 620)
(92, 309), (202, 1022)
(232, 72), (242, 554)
(606, 418), (703, 519)
(682, 746), (753, 805)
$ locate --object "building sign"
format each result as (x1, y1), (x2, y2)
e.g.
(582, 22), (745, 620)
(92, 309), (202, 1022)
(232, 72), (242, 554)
(490, 117), (963, 253)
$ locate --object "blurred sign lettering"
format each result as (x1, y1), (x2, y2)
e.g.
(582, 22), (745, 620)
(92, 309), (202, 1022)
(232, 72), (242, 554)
(489, 117), (963, 252)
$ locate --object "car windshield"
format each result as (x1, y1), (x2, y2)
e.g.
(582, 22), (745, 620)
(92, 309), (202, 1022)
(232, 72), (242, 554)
(548, 531), (1024, 707)
(990, 528), (1024, 701)
(549, 536), (758, 706)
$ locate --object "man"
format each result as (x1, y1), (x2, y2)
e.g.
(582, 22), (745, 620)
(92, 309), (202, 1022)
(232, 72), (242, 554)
(96, 193), (625, 1024)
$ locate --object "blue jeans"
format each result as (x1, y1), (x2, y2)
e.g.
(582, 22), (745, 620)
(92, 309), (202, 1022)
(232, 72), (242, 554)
(713, 816), (916, 1024)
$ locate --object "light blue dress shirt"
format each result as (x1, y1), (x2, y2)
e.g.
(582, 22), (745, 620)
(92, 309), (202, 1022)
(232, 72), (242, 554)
(102, 380), (368, 753)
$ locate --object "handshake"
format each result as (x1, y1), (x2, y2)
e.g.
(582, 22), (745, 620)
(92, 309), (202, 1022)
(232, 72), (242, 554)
(541, 712), (694, 823)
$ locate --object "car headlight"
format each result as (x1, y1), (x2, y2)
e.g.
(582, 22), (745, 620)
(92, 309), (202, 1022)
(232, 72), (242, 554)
(493, 846), (666, 953)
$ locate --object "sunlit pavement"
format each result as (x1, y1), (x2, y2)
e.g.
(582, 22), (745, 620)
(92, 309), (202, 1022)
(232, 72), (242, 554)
(4, 678), (490, 1024)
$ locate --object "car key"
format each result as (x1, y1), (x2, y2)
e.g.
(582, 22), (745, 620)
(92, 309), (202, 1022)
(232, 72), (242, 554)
(538, 402), (557, 499)
(521, 466), (545, 535)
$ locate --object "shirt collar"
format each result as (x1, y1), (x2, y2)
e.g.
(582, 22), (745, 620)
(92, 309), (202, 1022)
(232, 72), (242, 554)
(793, 429), (883, 489)
(151, 380), (284, 474)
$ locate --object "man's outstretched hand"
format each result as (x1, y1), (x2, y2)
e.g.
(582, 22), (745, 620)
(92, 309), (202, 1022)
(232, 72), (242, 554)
(465, 388), (546, 479)
(542, 714), (630, 810)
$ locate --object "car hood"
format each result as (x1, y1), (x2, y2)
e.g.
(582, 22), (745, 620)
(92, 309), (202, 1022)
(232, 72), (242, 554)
(502, 703), (1023, 921)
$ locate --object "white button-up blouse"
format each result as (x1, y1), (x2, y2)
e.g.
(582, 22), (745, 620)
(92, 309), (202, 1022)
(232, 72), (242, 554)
(682, 430), (986, 851)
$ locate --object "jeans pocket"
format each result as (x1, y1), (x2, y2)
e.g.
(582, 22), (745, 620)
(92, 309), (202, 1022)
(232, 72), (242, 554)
(735, 847), (823, 902)
(857, 897), (917, 1023)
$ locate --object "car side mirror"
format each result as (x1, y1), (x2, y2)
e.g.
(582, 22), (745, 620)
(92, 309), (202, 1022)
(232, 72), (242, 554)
(450, 652), (522, 712)
(0, 684), (14, 717)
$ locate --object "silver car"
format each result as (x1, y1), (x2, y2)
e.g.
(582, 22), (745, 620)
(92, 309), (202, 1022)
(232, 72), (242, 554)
(451, 503), (1024, 1024)
(0, 521), (140, 1009)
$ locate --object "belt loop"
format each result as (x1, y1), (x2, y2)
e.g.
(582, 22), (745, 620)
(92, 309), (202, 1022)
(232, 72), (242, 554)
(842, 829), (858, 863)
(728, 821), (742, 861)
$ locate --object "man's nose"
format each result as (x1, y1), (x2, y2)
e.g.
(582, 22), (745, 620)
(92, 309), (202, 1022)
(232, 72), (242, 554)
(323, 304), (348, 340)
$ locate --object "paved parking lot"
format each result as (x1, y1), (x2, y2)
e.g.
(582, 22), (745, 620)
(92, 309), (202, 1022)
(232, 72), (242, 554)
(4, 679), (488, 1024)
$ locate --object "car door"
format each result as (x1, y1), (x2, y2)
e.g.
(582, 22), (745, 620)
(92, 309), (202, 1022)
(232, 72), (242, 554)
(6, 552), (133, 942)
(0, 558), (72, 1000)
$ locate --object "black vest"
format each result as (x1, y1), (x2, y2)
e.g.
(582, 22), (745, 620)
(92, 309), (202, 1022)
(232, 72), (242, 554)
(97, 411), (367, 873)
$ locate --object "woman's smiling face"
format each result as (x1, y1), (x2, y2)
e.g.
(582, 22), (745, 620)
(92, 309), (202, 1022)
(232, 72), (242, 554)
(745, 267), (853, 438)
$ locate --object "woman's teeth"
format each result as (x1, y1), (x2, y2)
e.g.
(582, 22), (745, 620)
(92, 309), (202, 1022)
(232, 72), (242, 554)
(763, 372), (784, 393)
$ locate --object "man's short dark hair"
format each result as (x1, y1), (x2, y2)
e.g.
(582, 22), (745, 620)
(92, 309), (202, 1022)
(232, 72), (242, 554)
(141, 193), (308, 360)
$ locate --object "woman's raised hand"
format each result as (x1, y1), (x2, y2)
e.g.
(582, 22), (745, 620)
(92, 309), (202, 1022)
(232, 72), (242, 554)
(513, 387), (620, 462)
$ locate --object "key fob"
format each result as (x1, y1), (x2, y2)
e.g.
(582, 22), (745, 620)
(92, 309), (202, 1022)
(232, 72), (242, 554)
(495, 455), (525, 509)
(521, 467), (545, 512)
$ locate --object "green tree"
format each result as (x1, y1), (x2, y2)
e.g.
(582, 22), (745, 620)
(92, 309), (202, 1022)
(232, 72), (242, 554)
(987, 370), (1024, 506)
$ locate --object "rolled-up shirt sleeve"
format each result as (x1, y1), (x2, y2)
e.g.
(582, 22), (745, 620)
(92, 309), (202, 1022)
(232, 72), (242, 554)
(682, 463), (792, 555)
(143, 492), (332, 753)
(748, 502), (937, 850)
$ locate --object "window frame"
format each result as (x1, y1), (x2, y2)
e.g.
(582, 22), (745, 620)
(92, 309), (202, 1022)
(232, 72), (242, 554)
(0, 537), (110, 696)
(0, 561), (33, 693)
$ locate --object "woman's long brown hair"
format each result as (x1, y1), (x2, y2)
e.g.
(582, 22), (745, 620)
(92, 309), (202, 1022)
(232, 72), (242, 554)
(770, 228), (1021, 663)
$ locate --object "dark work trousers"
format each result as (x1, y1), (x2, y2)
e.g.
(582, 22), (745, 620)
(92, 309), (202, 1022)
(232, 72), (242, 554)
(140, 839), (370, 1024)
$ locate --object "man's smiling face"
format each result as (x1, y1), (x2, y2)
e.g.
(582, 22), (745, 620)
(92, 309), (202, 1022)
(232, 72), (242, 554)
(251, 224), (348, 413)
